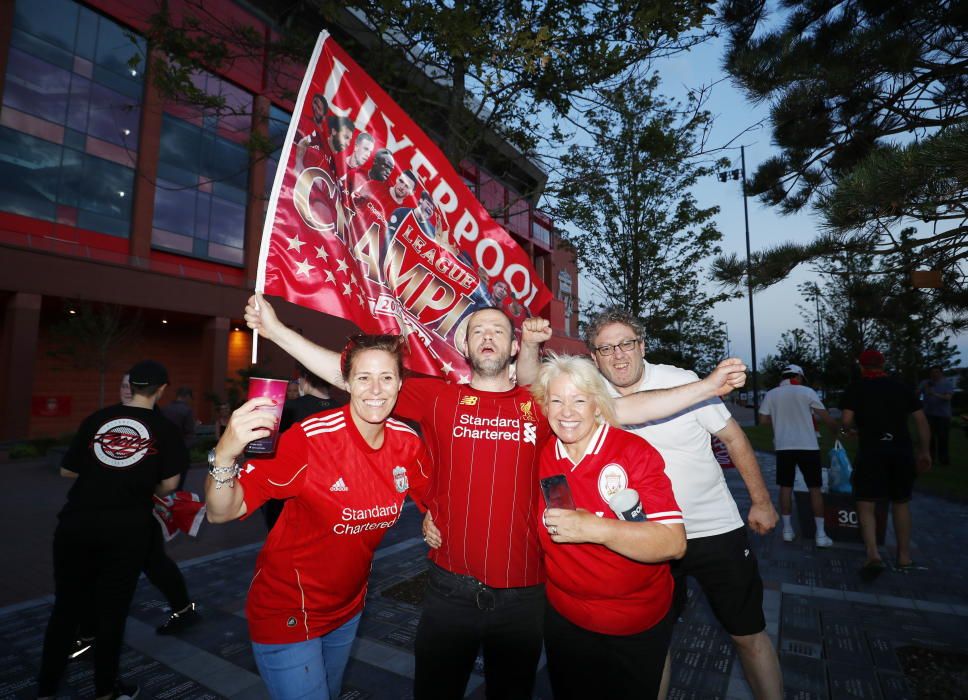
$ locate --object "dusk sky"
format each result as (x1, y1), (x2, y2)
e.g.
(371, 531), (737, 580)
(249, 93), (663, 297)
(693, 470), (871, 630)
(630, 29), (965, 373)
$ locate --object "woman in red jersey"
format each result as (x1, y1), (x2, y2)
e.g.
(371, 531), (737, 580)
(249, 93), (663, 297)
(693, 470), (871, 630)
(204, 335), (430, 700)
(529, 353), (686, 699)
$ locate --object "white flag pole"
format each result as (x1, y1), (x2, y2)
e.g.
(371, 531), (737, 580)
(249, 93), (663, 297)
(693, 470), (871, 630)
(251, 30), (329, 365)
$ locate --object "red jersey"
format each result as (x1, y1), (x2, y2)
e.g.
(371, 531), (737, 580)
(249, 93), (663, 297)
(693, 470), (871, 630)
(239, 406), (430, 643)
(538, 424), (682, 635)
(356, 180), (417, 223)
(394, 378), (551, 588)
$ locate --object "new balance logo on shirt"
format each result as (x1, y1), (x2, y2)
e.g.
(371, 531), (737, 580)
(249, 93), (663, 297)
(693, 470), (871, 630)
(330, 477), (348, 492)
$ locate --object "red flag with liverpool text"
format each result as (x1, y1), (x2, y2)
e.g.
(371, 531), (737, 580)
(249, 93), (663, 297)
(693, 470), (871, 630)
(257, 32), (551, 381)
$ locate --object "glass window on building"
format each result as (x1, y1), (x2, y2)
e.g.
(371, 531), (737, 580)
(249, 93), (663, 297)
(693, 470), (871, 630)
(151, 71), (254, 266)
(264, 105), (292, 202)
(0, 0), (144, 236)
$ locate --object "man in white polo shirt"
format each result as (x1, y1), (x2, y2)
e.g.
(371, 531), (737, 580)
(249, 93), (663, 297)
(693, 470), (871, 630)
(519, 307), (783, 700)
(759, 365), (840, 546)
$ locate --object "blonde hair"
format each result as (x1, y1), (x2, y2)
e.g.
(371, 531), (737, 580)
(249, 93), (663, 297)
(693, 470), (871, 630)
(530, 352), (619, 427)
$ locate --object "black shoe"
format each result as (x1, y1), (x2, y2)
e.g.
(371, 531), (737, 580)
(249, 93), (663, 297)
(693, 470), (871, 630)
(110, 681), (140, 699)
(68, 637), (94, 660)
(156, 603), (200, 635)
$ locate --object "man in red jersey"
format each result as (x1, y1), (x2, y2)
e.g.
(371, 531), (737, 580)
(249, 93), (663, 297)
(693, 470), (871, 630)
(243, 295), (749, 699)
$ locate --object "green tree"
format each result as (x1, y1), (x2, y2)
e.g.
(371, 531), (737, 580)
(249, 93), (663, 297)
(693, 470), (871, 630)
(47, 303), (143, 408)
(141, 0), (716, 179)
(715, 0), (968, 289)
(553, 74), (729, 372)
(789, 230), (961, 388)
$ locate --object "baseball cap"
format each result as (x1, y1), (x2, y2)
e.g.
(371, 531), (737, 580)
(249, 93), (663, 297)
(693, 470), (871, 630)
(128, 360), (169, 387)
(782, 364), (804, 376)
(858, 349), (885, 367)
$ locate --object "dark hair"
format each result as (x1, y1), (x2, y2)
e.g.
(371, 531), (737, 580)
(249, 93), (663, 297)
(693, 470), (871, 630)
(327, 115), (354, 132)
(356, 132), (374, 145)
(131, 383), (163, 398)
(311, 93), (327, 108)
(340, 334), (407, 381)
(584, 306), (645, 351)
(297, 363), (330, 392)
(175, 386), (193, 399)
(419, 190), (433, 202)
(400, 169), (417, 184)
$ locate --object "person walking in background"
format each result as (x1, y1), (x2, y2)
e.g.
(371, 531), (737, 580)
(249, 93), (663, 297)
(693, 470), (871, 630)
(759, 364), (840, 547)
(919, 366), (953, 466)
(38, 361), (185, 700)
(842, 350), (932, 581)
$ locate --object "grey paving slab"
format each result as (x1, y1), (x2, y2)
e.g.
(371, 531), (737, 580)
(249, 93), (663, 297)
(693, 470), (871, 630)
(3, 447), (967, 698)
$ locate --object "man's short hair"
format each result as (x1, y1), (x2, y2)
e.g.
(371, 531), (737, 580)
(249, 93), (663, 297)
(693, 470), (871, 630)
(297, 363), (330, 393)
(400, 169), (418, 185)
(420, 190), (433, 203)
(356, 132), (374, 145)
(583, 306), (645, 351)
(327, 115), (354, 132)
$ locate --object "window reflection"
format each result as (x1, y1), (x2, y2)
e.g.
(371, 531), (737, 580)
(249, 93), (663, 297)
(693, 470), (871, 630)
(0, 0), (143, 238)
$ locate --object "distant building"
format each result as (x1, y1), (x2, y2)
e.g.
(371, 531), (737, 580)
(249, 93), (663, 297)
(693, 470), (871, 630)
(0, 0), (580, 440)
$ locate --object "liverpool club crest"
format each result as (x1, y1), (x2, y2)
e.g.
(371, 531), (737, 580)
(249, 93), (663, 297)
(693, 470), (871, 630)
(392, 466), (409, 493)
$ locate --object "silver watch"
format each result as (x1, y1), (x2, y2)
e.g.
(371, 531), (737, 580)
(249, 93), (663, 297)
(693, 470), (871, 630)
(207, 448), (239, 470)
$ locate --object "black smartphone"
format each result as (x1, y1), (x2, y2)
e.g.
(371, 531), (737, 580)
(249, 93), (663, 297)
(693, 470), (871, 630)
(540, 474), (576, 510)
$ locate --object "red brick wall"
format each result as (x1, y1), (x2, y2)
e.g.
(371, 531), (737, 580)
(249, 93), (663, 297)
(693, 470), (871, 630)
(30, 309), (205, 438)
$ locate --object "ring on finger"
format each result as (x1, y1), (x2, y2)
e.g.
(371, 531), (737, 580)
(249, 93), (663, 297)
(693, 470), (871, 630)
(550, 525), (558, 536)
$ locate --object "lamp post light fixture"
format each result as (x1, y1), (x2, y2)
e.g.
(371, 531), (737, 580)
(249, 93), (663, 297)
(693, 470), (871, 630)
(718, 145), (759, 425)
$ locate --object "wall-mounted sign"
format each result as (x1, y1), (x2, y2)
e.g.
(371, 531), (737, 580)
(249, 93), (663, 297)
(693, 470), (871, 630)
(32, 396), (72, 417)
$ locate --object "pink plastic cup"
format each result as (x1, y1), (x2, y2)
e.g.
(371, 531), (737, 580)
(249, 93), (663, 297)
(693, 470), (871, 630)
(245, 377), (288, 454)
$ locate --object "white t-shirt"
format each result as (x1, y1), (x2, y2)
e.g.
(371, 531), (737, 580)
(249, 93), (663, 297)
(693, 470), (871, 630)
(759, 380), (825, 451)
(610, 362), (743, 540)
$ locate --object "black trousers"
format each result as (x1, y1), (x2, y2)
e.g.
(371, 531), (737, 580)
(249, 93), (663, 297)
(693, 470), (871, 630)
(543, 602), (673, 700)
(143, 524), (191, 612)
(927, 415), (950, 463)
(38, 516), (152, 696)
(414, 563), (544, 700)
(78, 524), (190, 639)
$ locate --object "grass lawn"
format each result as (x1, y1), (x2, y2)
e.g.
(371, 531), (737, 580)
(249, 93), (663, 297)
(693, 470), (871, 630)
(742, 420), (968, 502)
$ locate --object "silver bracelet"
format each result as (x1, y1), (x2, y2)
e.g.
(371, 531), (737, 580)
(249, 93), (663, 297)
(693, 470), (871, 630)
(209, 463), (241, 489)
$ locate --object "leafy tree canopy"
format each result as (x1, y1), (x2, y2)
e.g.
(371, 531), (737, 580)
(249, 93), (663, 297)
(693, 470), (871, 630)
(550, 74), (729, 372)
(716, 0), (968, 289)
(141, 0), (715, 180)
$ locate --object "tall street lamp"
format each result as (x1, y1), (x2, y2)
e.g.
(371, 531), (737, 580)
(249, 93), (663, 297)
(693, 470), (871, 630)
(718, 145), (759, 425)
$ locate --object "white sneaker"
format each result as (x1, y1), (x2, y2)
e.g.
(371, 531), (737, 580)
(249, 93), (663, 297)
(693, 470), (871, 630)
(815, 534), (833, 548)
(783, 529), (795, 542)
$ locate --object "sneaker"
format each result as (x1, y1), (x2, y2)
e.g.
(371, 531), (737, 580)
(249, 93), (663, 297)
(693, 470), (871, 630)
(110, 681), (140, 699)
(68, 637), (94, 660)
(815, 534), (834, 548)
(782, 529), (796, 542)
(156, 603), (200, 635)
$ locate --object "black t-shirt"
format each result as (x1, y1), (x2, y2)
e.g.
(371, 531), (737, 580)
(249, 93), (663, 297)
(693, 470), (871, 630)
(841, 377), (921, 447)
(60, 404), (187, 522)
(280, 395), (344, 433)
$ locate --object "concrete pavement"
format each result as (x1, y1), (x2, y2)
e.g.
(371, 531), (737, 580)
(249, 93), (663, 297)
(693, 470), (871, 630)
(1, 449), (966, 699)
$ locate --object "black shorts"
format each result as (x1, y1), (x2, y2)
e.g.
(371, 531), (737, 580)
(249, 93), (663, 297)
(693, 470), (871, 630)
(671, 526), (765, 637)
(775, 449), (822, 488)
(852, 443), (916, 503)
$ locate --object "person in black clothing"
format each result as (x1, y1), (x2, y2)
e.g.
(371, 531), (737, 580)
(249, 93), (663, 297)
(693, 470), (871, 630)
(262, 365), (345, 531)
(38, 361), (185, 700)
(841, 349), (932, 581)
(161, 386), (196, 490)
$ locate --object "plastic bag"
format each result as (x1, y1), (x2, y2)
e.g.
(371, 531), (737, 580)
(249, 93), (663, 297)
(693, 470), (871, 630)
(828, 440), (853, 493)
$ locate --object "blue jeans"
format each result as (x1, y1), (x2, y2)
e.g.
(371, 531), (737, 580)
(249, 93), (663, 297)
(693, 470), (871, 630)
(251, 612), (361, 700)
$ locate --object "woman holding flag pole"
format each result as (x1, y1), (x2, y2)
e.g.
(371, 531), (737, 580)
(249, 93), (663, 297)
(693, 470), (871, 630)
(204, 334), (431, 700)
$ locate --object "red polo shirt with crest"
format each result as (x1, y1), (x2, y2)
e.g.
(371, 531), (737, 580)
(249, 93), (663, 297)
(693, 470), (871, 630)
(239, 405), (430, 643)
(538, 423), (682, 635)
